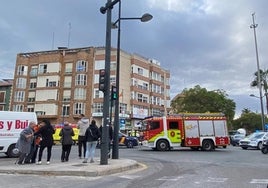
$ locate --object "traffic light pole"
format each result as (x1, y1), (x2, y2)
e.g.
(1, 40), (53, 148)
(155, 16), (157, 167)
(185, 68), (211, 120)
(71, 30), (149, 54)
(100, 0), (117, 165)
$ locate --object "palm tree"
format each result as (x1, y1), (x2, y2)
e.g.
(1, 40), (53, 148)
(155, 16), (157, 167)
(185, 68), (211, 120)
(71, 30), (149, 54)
(250, 69), (268, 114)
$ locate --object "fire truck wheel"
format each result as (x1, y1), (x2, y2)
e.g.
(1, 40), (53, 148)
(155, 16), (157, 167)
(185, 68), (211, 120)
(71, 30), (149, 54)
(157, 140), (169, 151)
(202, 140), (214, 151)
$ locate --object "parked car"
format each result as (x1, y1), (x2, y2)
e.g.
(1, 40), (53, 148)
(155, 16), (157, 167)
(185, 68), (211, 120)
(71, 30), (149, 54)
(230, 134), (245, 146)
(97, 132), (139, 148)
(239, 132), (268, 150)
(118, 132), (139, 148)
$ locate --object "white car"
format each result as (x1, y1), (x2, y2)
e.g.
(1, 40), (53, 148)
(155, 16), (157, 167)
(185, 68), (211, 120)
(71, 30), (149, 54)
(239, 132), (268, 150)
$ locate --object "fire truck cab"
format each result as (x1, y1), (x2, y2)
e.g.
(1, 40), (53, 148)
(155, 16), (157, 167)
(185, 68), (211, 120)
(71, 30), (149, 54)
(141, 113), (229, 151)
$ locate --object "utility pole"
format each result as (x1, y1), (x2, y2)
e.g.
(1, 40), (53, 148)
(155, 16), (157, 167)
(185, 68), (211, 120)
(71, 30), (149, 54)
(250, 13), (265, 130)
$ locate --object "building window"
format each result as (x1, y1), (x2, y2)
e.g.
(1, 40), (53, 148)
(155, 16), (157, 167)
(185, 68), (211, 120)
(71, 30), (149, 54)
(152, 108), (163, 117)
(16, 78), (26, 89)
(29, 82), (37, 89)
(13, 104), (24, 112)
(76, 60), (87, 72)
(65, 62), (73, 73)
(110, 76), (116, 85)
(111, 61), (116, 70)
(143, 83), (148, 90)
(45, 79), (57, 87)
(17, 65), (27, 76)
(75, 74), (87, 86)
(138, 94), (143, 102)
(39, 64), (47, 74)
(30, 67), (38, 77)
(36, 111), (45, 115)
(74, 88), (86, 100)
(14, 91), (25, 102)
(27, 97), (35, 102)
(143, 96), (148, 103)
(119, 103), (127, 114)
(95, 90), (100, 98)
(27, 107), (34, 112)
(138, 68), (143, 76)
(93, 103), (103, 113)
(62, 105), (70, 116)
(74, 103), (85, 115)
(0, 91), (5, 103)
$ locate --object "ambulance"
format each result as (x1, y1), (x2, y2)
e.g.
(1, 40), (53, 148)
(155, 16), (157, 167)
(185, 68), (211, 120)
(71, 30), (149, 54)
(141, 113), (229, 151)
(0, 111), (37, 157)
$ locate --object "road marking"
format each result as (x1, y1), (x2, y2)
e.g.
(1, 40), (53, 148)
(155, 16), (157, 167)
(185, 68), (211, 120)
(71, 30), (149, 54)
(119, 175), (141, 180)
(207, 177), (228, 183)
(250, 179), (268, 184)
(157, 176), (184, 181)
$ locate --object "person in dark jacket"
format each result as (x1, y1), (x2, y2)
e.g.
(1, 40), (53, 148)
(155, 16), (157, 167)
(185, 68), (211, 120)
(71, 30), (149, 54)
(34, 119), (55, 165)
(83, 120), (100, 163)
(59, 121), (74, 162)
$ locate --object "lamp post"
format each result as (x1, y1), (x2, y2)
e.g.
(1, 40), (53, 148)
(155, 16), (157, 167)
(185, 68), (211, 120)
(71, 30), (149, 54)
(99, 0), (120, 165)
(250, 13), (265, 131)
(112, 0), (153, 159)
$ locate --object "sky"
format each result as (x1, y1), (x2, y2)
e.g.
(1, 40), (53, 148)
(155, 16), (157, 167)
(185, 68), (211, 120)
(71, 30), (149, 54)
(0, 0), (268, 118)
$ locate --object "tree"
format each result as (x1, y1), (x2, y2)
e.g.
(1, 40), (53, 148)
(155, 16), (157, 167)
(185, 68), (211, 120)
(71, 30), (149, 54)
(171, 85), (236, 126)
(232, 109), (265, 133)
(250, 69), (268, 114)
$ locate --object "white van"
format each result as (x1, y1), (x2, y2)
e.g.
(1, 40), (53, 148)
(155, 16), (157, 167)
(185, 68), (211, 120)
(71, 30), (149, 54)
(0, 111), (37, 157)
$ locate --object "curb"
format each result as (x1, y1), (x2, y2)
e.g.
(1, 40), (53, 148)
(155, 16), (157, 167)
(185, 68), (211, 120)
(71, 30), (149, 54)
(0, 159), (142, 177)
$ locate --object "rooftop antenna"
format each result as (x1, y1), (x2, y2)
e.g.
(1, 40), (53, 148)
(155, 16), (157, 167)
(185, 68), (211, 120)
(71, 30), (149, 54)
(68, 22), (71, 48)
(51, 31), (54, 50)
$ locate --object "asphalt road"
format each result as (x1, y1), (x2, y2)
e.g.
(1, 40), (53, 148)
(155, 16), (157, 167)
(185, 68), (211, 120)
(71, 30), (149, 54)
(1, 145), (268, 188)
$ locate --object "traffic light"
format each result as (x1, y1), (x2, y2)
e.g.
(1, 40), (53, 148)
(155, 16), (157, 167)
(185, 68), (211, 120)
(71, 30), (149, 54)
(111, 85), (117, 100)
(99, 69), (106, 92)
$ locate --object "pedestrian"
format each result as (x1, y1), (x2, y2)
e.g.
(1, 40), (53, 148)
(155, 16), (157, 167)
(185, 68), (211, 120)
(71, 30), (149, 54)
(77, 114), (89, 159)
(59, 121), (74, 162)
(83, 120), (101, 163)
(24, 122), (43, 164)
(30, 122), (43, 163)
(15, 121), (36, 165)
(35, 119), (55, 165)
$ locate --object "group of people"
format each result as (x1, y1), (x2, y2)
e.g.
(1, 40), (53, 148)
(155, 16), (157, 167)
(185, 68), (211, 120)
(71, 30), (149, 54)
(15, 114), (110, 165)
(16, 119), (55, 165)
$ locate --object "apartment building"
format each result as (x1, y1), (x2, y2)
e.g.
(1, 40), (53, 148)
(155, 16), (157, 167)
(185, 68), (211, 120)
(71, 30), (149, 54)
(11, 47), (170, 131)
(0, 79), (13, 111)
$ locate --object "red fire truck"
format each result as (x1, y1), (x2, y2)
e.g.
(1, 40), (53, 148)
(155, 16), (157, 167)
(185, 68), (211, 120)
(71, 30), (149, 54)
(141, 113), (229, 151)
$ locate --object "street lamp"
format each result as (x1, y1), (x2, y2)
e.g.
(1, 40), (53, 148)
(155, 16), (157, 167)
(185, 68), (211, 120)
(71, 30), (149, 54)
(112, 0), (153, 159)
(99, 0), (120, 165)
(250, 13), (265, 131)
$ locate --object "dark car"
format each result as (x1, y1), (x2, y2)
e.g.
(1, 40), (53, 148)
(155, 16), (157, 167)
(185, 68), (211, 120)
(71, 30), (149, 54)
(97, 132), (139, 148)
(230, 134), (245, 146)
(118, 132), (139, 148)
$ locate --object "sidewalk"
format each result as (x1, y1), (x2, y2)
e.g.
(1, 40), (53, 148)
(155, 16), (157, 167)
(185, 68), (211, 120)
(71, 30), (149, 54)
(0, 158), (142, 177)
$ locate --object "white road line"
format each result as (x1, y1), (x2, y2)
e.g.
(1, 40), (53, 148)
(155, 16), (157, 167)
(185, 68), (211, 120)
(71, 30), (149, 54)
(250, 179), (268, 184)
(119, 175), (141, 180)
(157, 176), (184, 181)
(207, 177), (228, 183)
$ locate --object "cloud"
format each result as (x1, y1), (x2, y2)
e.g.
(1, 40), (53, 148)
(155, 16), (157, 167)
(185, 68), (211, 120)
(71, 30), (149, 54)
(0, 0), (268, 117)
